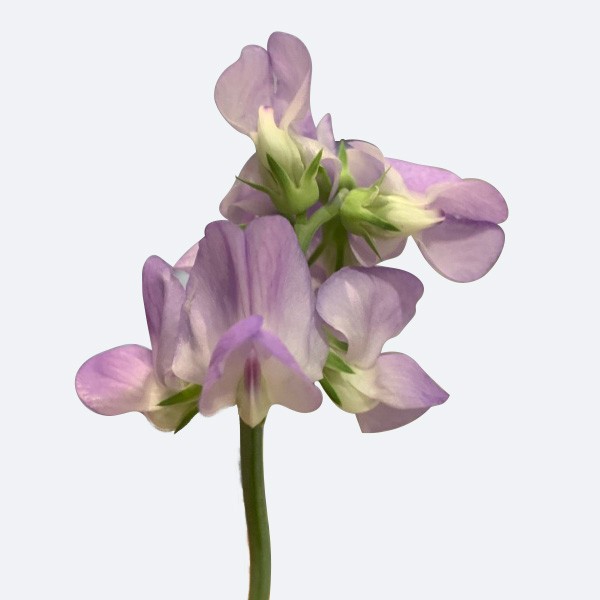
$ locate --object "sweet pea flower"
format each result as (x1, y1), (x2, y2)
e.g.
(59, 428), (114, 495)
(316, 266), (448, 432)
(75, 256), (200, 432)
(338, 141), (508, 282)
(173, 215), (328, 427)
(216, 32), (339, 223)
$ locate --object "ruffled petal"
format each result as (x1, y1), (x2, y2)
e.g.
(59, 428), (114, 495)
(360, 352), (448, 409)
(214, 44), (272, 136)
(174, 220), (249, 384)
(387, 157), (460, 194)
(142, 256), (186, 389)
(214, 32), (314, 137)
(416, 218), (505, 282)
(356, 404), (429, 433)
(429, 178), (508, 223)
(201, 317), (322, 427)
(174, 216), (327, 384)
(75, 345), (155, 416)
(243, 215), (328, 379)
(316, 267), (423, 368)
(220, 154), (277, 224)
(267, 32), (314, 135)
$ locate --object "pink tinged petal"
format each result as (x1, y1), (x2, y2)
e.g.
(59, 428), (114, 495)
(243, 216), (328, 380)
(356, 404), (430, 433)
(201, 317), (322, 427)
(267, 32), (315, 135)
(416, 218), (506, 282)
(214, 44), (272, 136)
(173, 221), (250, 384)
(174, 244), (198, 273)
(220, 154), (278, 225)
(429, 178), (508, 224)
(348, 234), (408, 266)
(214, 32), (314, 137)
(75, 345), (155, 416)
(142, 256), (186, 389)
(316, 113), (335, 152)
(361, 352), (448, 409)
(174, 216), (327, 384)
(354, 352), (448, 433)
(345, 146), (385, 187)
(316, 267), (423, 368)
(387, 157), (461, 195)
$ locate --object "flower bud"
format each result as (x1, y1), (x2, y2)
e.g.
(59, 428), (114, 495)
(251, 106), (304, 183)
(340, 185), (442, 238)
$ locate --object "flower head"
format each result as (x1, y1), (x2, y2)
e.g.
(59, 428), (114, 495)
(173, 215), (328, 427)
(75, 256), (200, 431)
(316, 266), (448, 432)
(336, 141), (508, 282)
(216, 32), (340, 223)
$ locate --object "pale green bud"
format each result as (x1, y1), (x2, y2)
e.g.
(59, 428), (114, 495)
(251, 106), (304, 183)
(340, 185), (442, 239)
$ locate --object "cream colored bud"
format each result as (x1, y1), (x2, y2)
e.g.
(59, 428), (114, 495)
(251, 106), (304, 183)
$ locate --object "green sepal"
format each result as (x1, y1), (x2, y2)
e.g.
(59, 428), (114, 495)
(158, 384), (202, 407)
(328, 334), (349, 353)
(301, 149), (323, 183)
(235, 176), (274, 197)
(337, 140), (356, 190)
(361, 229), (382, 260)
(174, 404), (199, 434)
(316, 165), (332, 203)
(362, 211), (401, 232)
(325, 352), (355, 374)
(266, 153), (321, 216)
(320, 376), (342, 407)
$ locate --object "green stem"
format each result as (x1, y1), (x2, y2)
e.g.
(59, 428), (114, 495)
(240, 418), (271, 600)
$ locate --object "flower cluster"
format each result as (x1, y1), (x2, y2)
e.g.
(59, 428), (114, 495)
(76, 32), (507, 433)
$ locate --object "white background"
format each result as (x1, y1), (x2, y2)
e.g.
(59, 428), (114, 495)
(1, 1), (598, 598)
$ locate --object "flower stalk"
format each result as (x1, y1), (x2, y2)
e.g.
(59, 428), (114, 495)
(240, 417), (271, 600)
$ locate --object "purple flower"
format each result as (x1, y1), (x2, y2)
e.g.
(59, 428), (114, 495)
(316, 266), (448, 432)
(75, 256), (199, 431)
(215, 32), (339, 224)
(339, 141), (508, 282)
(173, 215), (328, 427)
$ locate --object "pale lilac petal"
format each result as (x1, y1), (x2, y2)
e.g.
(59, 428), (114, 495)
(174, 216), (327, 384)
(220, 154), (277, 224)
(173, 221), (249, 384)
(214, 44), (271, 136)
(357, 404), (429, 433)
(316, 113), (335, 152)
(267, 32), (314, 135)
(316, 267), (423, 368)
(201, 317), (322, 427)
(346, 146), (385, 187)
(174, 244), (198, 272)
(348, 234), (408, 266)
(387, 157), (460, 194)
(356, 352), (448, 409)
(244, 216), (328, 380)
(142, 256), (185, 389)
(214, 32), (314, 137)
(75, 345), (154, 416)
(416, 218), (505, 282)
(429, 178), (508, 223)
